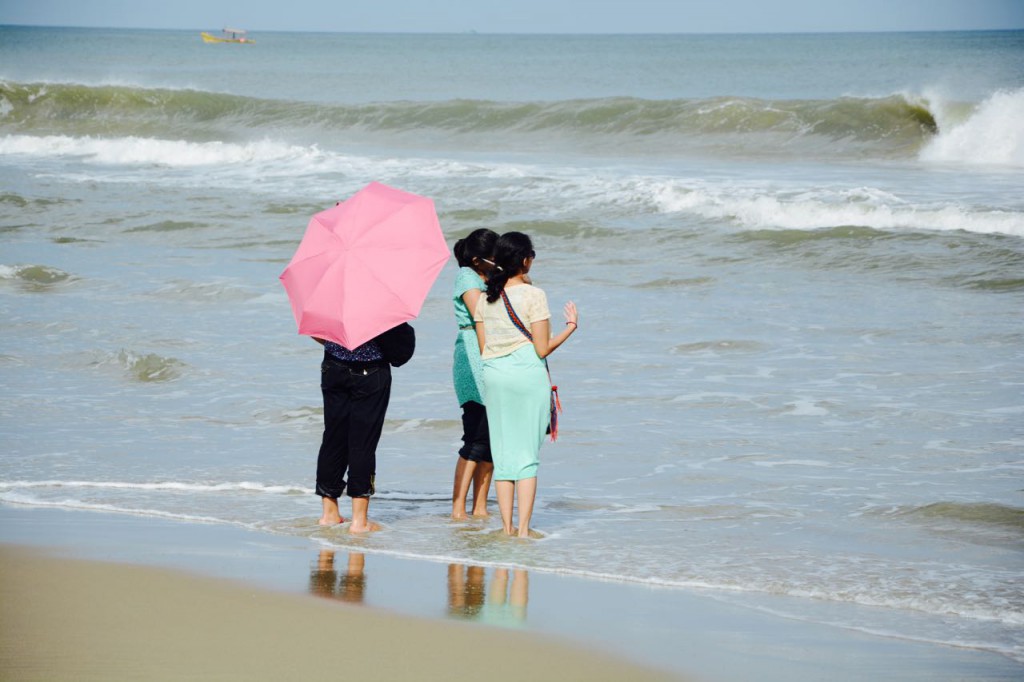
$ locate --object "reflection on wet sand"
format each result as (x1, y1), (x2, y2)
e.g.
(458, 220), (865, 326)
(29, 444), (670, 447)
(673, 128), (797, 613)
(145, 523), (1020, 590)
(448, 563), (487, 618)
(449, 563), (528, 626)
(308, 553), (527, 626)
(308, 550), (366, 604)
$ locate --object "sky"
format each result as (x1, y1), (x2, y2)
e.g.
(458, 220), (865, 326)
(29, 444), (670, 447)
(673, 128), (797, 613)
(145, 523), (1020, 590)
(0, 0), (1022, 34)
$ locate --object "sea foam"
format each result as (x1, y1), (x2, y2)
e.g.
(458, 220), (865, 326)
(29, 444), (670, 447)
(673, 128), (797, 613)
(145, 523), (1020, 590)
(0, 480), (309, 495)
(921, 89), (1024, 168)
(0, 134), (320, 167)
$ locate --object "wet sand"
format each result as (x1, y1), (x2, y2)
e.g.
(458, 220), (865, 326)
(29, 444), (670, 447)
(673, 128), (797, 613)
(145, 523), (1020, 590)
(0, 545), (681, 682)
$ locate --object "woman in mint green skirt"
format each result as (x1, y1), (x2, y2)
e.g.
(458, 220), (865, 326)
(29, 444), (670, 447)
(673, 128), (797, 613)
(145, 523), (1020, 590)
(473, 232), (578, 538)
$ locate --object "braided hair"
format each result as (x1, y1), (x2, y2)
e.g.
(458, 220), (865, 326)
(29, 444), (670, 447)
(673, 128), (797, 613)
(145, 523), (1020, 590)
(485, 231), (534, 303)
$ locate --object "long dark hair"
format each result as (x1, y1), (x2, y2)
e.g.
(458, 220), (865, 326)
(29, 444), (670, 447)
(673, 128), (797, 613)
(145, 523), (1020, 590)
(485, 231), (534, 303)
(453, 228), (498, 270)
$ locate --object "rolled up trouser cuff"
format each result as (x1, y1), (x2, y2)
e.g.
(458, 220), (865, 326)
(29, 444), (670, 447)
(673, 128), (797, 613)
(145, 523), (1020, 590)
(345, 475), (375, 498)
(315, 482), (345, 499)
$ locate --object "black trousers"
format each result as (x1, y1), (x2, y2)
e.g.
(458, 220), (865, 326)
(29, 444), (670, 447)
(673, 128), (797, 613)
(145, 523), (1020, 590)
(315, 354), (392, 499)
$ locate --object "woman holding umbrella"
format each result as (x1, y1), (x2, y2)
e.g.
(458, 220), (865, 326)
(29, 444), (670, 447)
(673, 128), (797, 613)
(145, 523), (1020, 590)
(451, 228), (498, 519)
(280, 182), (447, 533)
(473, 232), (578, 538)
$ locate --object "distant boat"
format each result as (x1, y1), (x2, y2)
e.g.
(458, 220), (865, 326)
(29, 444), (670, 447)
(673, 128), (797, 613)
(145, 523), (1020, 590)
(200, 28), (254, 44)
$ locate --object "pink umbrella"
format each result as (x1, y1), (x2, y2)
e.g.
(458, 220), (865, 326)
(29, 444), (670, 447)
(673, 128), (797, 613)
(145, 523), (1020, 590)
(279, 182), (449, 349)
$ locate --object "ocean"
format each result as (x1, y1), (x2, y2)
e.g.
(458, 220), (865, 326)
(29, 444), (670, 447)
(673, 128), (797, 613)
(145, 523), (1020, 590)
(1, 25), (1022, 666)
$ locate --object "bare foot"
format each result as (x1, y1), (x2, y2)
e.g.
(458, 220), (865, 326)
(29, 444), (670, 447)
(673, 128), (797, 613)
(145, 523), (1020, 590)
(348, 520), (381, 534)
(471, 509), (490, 518)
(451, 510), (469, 521)
(517, 528), (544, 539)
(319, 497), (344, 526)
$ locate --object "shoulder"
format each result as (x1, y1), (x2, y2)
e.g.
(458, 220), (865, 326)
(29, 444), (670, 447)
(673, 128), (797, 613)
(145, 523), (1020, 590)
(454, 267), (483, 294)
(521, 285), (550, 318)
(457, 267), (482, 285)
(524, 284), (547, 301)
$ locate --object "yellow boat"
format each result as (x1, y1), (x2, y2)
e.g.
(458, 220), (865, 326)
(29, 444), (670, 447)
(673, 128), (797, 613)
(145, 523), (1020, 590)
(201, 28), (254, 44)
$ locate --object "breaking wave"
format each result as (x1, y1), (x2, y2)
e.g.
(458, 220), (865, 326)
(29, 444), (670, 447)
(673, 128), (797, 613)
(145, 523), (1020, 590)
(650, 183), (1024, 237)
(0, 80), (942, 157)
(0, 263), (73, 289)
(893, 501), (1024, 530)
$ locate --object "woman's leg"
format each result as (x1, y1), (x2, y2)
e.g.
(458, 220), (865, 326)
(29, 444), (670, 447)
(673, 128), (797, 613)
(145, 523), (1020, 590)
(345, 368), (390, 534)
(348, 496), (379, 534)
(495, 480), (515, 535)
(470, 462), (494, 517)
(456, 401), (489, 518)
(452, 457), (476, 519)
(316, 358), (351, 520)
(515, 477), (537, 538)
(319, 495), (344, 525)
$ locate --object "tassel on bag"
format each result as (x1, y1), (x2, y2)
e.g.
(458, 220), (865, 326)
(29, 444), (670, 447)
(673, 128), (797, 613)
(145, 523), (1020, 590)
(501, 290), (561, 442)
(549, 383), (561, 442)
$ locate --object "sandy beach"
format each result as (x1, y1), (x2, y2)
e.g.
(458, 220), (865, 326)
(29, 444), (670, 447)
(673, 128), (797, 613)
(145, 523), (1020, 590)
(1, 544), (682, 682)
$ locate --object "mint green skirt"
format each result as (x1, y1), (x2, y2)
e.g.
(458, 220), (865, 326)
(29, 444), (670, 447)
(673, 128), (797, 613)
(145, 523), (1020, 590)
(482, 345), (550, 481)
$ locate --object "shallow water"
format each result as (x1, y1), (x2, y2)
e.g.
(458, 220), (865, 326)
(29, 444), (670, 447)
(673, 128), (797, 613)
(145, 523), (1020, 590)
(1, 26), (1023, 665)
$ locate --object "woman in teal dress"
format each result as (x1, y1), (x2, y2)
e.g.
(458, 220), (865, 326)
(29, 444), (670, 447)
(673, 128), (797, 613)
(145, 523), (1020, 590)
(451, 229), (498, 519)
(473, 232), (578, 537)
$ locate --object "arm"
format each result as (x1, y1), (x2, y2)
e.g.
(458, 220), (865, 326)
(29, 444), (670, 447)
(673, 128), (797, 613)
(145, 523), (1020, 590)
(471, 292), (487, 355)
(530, 301), (578, 359)
(466, 286), (485, 352)
(462, 289), (482, 323)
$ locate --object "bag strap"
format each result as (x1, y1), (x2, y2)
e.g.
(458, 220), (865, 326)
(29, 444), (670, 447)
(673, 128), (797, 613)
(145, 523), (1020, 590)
(500, 290), (532, 341)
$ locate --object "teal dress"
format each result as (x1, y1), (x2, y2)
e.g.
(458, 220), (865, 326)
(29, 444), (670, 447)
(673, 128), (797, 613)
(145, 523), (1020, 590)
(452, 267), (485, 406)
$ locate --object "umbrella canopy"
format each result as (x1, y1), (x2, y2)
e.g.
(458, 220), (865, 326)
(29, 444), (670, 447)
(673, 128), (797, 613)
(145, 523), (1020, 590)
(280, 182), (449, 349)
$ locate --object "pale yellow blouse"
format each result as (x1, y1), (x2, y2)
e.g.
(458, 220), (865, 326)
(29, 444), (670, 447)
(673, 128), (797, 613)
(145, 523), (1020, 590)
(473, 284), (551, 360)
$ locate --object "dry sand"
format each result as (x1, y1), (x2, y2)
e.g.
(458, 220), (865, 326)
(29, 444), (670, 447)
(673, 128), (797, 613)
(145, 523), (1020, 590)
(0, 546), (683, 681)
